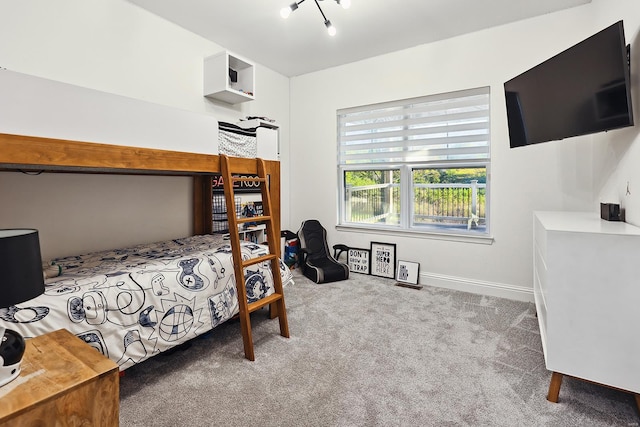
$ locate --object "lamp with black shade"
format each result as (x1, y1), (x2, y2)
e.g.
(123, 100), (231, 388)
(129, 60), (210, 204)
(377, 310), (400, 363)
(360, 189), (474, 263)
(0, 229), (45, 387)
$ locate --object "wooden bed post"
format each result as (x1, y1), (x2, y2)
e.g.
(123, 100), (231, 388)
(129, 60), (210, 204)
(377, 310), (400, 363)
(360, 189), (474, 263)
(264, 160), (281, 257)
(193, 175), (213, 235)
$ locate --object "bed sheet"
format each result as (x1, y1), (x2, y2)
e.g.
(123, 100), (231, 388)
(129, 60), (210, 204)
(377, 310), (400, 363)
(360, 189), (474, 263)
(0, 234), (293, 370)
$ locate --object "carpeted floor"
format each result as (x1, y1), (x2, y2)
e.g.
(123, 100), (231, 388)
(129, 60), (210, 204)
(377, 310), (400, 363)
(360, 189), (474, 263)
(119, 270), (639, 426)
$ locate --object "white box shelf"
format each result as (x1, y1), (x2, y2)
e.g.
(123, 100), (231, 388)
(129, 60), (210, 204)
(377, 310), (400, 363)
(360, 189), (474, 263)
(204, 51), (255, 104)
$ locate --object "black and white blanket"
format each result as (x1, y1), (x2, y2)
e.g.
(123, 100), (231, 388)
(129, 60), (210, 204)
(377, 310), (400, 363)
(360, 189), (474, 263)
(0, 234), (293, 370)
(218, 121), (257, 158)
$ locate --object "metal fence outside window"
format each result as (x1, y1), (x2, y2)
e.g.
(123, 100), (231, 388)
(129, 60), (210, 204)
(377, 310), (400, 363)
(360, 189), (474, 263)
(345, 181), (486, 230)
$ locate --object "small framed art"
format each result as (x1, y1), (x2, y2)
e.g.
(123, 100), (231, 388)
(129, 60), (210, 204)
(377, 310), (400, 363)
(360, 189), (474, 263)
(347, 248), (370, 275)
(370, 242), (396, 279)
(396, 260), (420, 285)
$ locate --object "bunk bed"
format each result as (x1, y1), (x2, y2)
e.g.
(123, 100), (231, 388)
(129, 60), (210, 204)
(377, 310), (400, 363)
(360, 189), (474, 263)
(0, 132), (290, 369)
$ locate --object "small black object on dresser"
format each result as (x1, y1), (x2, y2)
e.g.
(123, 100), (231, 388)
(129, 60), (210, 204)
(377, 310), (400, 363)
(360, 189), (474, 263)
(600, 203), (621, 221)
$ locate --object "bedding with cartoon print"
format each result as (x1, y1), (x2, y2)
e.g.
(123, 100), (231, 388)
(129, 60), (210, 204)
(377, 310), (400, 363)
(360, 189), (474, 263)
(0, 234), (293, 370)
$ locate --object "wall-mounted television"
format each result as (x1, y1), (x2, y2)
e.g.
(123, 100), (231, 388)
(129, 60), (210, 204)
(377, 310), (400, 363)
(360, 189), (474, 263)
(504, 20), (634, 149)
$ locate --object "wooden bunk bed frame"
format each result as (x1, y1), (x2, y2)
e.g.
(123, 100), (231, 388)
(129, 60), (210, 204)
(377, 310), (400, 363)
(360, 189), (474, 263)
(0, 131), (287, 360)
(0, 132), (280, 239)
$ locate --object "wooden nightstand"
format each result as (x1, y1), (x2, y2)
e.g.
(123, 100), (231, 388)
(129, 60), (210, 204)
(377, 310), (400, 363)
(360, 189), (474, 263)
(0, 328), (119, 426)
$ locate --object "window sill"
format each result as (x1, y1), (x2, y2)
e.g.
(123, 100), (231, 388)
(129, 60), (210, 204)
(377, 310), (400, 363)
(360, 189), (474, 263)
(335, 224), (494, 245)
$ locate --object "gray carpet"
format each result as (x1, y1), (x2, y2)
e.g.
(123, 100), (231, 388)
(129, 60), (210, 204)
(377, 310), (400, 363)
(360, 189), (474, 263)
(119, 270), (639, 426)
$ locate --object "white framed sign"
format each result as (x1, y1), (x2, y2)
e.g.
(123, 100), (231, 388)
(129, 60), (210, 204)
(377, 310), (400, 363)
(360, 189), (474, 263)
(348, 248), (370, 275)
(370, 242), (396, 279)
(396, 260), (420, 285)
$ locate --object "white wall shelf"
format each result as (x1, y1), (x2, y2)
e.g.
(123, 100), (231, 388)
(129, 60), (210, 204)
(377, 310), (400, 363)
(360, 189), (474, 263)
(204, 51), (255, 104)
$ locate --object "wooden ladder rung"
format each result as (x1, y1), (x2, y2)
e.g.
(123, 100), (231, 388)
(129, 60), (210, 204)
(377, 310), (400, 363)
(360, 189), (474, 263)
(237, 215), (271, 224)
(248, 293), (283, 313)
(242, 253), (278, 268)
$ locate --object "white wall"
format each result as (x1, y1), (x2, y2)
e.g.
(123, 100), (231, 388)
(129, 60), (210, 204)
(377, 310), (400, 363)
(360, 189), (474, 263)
(0, 0), (290, 259)
(289, 0), (640, 301)
(593, 1), (640, 224)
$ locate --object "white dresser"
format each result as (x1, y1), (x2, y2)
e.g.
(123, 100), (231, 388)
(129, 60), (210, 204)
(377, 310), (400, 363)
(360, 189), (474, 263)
(533, 211), (640, 397)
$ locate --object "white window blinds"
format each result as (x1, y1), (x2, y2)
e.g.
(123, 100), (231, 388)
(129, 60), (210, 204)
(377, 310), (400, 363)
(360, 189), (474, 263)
(338, 87), (490, 165)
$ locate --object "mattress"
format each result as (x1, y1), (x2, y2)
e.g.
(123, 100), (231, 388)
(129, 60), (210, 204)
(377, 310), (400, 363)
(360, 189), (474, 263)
(0, 234), (293, 370)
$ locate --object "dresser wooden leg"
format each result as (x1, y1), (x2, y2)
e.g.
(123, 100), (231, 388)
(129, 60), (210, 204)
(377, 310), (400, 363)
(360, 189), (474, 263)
(547, 372), (563, 403)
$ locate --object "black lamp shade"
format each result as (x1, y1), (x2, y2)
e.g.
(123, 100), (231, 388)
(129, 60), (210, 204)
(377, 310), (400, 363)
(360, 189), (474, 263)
(0, 229), (45, 308)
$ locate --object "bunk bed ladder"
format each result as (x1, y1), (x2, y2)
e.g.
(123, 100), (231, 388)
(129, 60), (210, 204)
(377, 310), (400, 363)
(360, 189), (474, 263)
(220, 154), (290, 361)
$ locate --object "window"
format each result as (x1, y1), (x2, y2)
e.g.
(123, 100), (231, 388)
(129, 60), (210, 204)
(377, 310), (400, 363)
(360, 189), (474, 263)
(338, 87), (490, 236)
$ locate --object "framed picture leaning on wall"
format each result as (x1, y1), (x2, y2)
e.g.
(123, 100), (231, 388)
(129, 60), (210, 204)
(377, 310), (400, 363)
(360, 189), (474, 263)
(396, 260), (420, 285)
(347, 248), (370, 275)
(370, 242), (396, 279)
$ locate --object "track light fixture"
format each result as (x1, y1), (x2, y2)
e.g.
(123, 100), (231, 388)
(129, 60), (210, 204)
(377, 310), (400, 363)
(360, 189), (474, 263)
(280, 0), (350, 36)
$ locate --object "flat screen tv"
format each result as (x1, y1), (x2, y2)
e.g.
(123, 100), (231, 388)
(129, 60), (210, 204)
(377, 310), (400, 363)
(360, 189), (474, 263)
(505, 20), (634, 149)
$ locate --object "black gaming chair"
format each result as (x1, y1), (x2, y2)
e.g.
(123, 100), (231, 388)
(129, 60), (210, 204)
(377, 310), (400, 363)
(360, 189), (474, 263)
(297, 219), (349, 284)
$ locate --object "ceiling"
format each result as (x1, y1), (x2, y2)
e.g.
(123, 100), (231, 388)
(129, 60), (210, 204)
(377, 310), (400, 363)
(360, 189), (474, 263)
(129, 0), (591, 77)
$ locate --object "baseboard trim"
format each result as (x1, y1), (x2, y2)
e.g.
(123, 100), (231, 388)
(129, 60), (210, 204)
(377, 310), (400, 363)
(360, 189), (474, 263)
(420, 272), (534, 302)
